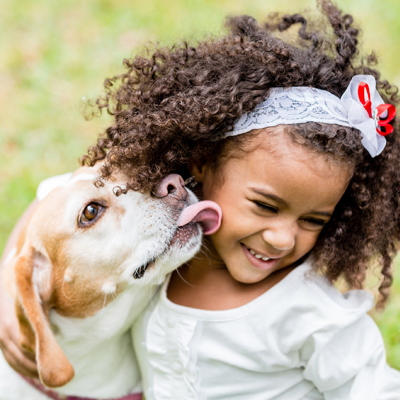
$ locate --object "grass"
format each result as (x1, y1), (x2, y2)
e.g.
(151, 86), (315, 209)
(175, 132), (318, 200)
(0, 0), (399, 374)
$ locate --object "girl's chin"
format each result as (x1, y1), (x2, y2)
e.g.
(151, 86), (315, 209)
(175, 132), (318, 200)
(227, 264), (277, 284)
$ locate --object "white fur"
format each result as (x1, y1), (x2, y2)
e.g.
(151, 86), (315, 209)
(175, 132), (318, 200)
(101, 281), (116, 294)
(32, 249), (53, 303)
(64, 173), (97, 186)
(63, 269), (73, 283)
(3, 247), (16, 266)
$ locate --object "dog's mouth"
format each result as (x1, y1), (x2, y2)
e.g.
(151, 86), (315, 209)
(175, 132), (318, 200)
(177, 200), (222, 235)
(133, 260), (155, 279)
(132, 225), (200, 279)
(133, 200), (222, 279)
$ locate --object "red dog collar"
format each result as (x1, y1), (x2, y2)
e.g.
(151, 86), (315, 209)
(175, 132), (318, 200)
(21, 375), (143, 400)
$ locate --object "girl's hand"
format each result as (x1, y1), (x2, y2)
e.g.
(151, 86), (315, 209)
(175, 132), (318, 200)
(0, 199), (39, 378)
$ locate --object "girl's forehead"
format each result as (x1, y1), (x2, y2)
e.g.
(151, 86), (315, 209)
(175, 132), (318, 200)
(226, 127), (352, 176)
(217, 129), (352, 205)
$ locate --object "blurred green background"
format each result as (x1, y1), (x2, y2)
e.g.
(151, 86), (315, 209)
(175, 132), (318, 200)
(0, 0), (399, 370)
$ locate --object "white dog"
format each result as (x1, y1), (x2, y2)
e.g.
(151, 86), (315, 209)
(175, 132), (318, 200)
(0, 166), (221, 400)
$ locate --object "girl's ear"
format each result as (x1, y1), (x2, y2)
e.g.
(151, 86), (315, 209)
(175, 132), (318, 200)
(188, 161), (208, 183)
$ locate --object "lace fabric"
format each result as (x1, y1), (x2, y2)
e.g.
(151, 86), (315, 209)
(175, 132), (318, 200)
(233, 87), (351, 135)
(226, 75), (388, 158)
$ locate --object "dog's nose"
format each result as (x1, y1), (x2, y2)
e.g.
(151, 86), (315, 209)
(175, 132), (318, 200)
(153, 174), (187, 201)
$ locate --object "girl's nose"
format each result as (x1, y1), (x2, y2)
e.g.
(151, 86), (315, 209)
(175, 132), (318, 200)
(261, 224), (296, 252)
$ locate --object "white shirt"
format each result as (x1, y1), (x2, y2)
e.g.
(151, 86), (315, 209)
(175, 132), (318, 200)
(132, 261), (400, 400)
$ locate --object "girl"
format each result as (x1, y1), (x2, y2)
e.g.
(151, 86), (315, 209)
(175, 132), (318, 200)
(82, 0), (400, 398)
(1, 1), (400, 399)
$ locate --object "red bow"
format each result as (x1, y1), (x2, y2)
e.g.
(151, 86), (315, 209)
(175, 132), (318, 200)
(358, 82), (396, 136)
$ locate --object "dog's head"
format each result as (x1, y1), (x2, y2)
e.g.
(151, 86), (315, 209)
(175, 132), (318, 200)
(9, 165), (221, 388)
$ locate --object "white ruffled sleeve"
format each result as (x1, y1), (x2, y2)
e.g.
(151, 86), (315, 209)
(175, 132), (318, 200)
(302, 313), (400, 400)
(36, 172), (73, 201)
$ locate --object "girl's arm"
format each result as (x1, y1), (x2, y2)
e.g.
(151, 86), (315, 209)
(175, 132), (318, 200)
(303, 314), (400, 398)
(0, 199), (39, 378)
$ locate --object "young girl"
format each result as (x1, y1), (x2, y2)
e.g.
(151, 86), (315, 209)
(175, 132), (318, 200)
(81, 1), (400, 398)
(1, 0), (400, 399)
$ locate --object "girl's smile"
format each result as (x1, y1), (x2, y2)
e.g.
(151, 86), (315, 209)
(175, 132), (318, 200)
(241, 244), (281, 271)
(191, 127), (352, 285)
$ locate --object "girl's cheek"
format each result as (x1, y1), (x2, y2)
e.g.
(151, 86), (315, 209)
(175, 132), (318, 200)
(301, 231), (321, 252)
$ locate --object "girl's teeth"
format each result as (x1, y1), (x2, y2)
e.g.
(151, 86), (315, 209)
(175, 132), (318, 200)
(247, 247), (270, 261)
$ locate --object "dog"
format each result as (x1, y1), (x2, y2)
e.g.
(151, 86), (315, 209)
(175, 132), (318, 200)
(0, 165), (221, 400)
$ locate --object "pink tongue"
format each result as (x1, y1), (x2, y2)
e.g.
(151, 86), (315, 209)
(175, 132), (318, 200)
(177, 201), (222, 235)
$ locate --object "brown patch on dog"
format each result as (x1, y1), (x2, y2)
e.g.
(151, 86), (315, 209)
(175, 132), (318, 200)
(39, 184), (127, 318)
(16, 301), (35, 355)
(50, 249), (127, 318)
(14, 245), (75, 388)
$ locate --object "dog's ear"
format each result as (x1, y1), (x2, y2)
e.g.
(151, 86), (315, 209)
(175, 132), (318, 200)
(14, 245), (75, 388)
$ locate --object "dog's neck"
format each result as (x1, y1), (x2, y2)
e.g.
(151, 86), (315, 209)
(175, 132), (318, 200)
(49, 280), (161, 398)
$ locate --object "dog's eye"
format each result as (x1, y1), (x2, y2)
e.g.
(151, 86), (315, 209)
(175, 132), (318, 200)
(80, 203), (103, 225)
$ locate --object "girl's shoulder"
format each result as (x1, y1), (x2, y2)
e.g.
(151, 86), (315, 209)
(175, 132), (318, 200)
(299, 261), (374, 312)
(282, 261), (375, 326)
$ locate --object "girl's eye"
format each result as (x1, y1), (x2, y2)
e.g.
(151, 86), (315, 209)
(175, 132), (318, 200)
(300, 217), (326, 228)
(79, 203), (104, 226)
(254, 201), (278, 213)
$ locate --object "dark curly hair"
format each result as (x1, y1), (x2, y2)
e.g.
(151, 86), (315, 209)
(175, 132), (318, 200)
(82, 0), (400, 306)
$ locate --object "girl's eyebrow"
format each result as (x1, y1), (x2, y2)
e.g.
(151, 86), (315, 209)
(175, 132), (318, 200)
(250, 188), (289, 207)
(250, 188), (333, 218)
(308, 210), (332, 218)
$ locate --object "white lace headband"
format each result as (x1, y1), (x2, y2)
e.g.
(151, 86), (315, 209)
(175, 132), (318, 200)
(226, 75), (396, 157)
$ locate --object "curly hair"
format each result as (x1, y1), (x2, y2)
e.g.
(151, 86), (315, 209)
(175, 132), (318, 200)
(82, 0), (400, 306)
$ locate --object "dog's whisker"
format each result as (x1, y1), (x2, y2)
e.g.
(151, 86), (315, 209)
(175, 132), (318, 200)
(110, 291), (120, 305)
(112, 289), (126, 309)
(154, 259), (164, 286)
(176, 266), (194, 288)
(61, 280), (72, 300)
(100, 293), (108, 318)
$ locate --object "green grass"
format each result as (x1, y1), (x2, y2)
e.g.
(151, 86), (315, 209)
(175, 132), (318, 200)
(1, 0), (399, 373)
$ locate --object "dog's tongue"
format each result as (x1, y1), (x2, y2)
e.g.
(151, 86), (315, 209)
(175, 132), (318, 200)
(177, 201), (222, 235)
